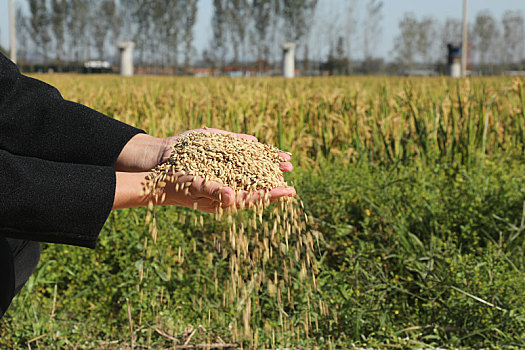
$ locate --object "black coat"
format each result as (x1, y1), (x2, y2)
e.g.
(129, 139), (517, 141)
(0, 53), (144, 317)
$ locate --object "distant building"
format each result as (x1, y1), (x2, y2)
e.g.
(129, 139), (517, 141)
(447, 44), (461, 78)
(185, 67), (221, 77)
(83, 60), (112, 74)
(403, 68), (438, 76)
(221, 61), (270, 77)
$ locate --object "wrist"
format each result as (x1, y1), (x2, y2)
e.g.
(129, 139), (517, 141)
(113, 172), (151, 209)
(115, 134), (166, 172)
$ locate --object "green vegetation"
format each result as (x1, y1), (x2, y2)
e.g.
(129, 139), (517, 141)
(1, 76), (525, 349)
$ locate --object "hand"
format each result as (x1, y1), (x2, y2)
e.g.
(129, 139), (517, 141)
(112, 171), (296, 213)
(151, 172), (296, 213)
(114, 129), (293, 173)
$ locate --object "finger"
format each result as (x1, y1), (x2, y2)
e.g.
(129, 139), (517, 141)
(190, 176), (235, 207)
(279, 161), (293, 172)
(267, 186), (296, 202)
(177, 128), (229, 138)
(200, 128), (258, 142)
(235, 186), (296, 208)
(233, 133), (258, 142)
(202, 128), (229, 135)
(167, 173), (193, 187)
(279, 152), (291, 161)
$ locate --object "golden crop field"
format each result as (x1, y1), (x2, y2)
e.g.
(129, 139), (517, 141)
(2, 75), (525, 349)
(41, 75), (525, 165)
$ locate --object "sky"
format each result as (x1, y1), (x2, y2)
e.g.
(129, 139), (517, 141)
(1, 0), (524, 61)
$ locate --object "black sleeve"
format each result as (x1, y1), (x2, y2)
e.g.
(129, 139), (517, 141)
(0, 53), (144, 166)
(0, 149), (115, 248)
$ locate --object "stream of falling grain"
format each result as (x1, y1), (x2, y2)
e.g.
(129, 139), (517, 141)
(142, 132), (324, 347)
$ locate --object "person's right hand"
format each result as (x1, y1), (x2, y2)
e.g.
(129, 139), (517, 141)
(113, 171), (296, 213)
(153, 172), (296, 213)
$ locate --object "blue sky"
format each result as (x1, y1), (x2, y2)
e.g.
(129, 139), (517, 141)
(1, 0), (524, 60)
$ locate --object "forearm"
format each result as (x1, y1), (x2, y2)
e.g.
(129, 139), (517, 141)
(0, 149), (115, 248)
(113, 172), (151, 209)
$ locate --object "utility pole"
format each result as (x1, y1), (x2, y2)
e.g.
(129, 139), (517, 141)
(9, 0), (17, 63)
(461, 0), (468, 77)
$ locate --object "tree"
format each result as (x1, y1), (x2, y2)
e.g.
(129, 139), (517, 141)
(268, 0), (281, 69)
(119, 0), (138, 42)
(109, 0), (124, 61)
(303, 43), (309, 73)
(227, 0), (251, 64)
(280, 0), (318, 43)
(416, 16), (437, 64)
(473, 10), (499, 66)
(150, 0), (169, 68)
(129, 1), (153, 65)
(211, 0), (228, 69)
(344, 0), (358, 73)
(252, 0), (272, 62)
(502, 10), (525, 65)
(441, 18), (462, 48)
(28, 0), (51, 62)
(181, 0), (198, 69)
(67, 0), (89, 62)
(322, 37), (349, 75)
(336, 36), (344, 59)
(392, 12), (418, 69)
(363, 0), (383, 72)
(15, 5), (29, 62)
(51, 0), (67, 62)
(92, 0), (116, 60)
(163, 0), (184, 70)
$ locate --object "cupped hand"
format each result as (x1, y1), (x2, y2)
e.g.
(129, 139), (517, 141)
(115, 129), (293, 173)
(155, 172), (296, 213)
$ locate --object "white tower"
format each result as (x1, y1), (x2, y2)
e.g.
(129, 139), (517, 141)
(118, 42), (135, 76)
(281, 43), (296, 78)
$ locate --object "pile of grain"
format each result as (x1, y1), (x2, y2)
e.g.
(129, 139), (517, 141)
(169, 132), (287, 192)
(143, 132), (289, 211)
(143, 131), (322, 347)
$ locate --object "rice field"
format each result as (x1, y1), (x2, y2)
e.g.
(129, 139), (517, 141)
(2, 75), (525, 349)
(36, 75), (525, 164)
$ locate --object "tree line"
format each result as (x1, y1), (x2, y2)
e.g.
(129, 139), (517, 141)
(316, 6), (524, 75)
(393, 10), (525, 72)
(9, 0), (525, 74)
(17, 0), (201, 69)
(14, 0), (318, 71)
